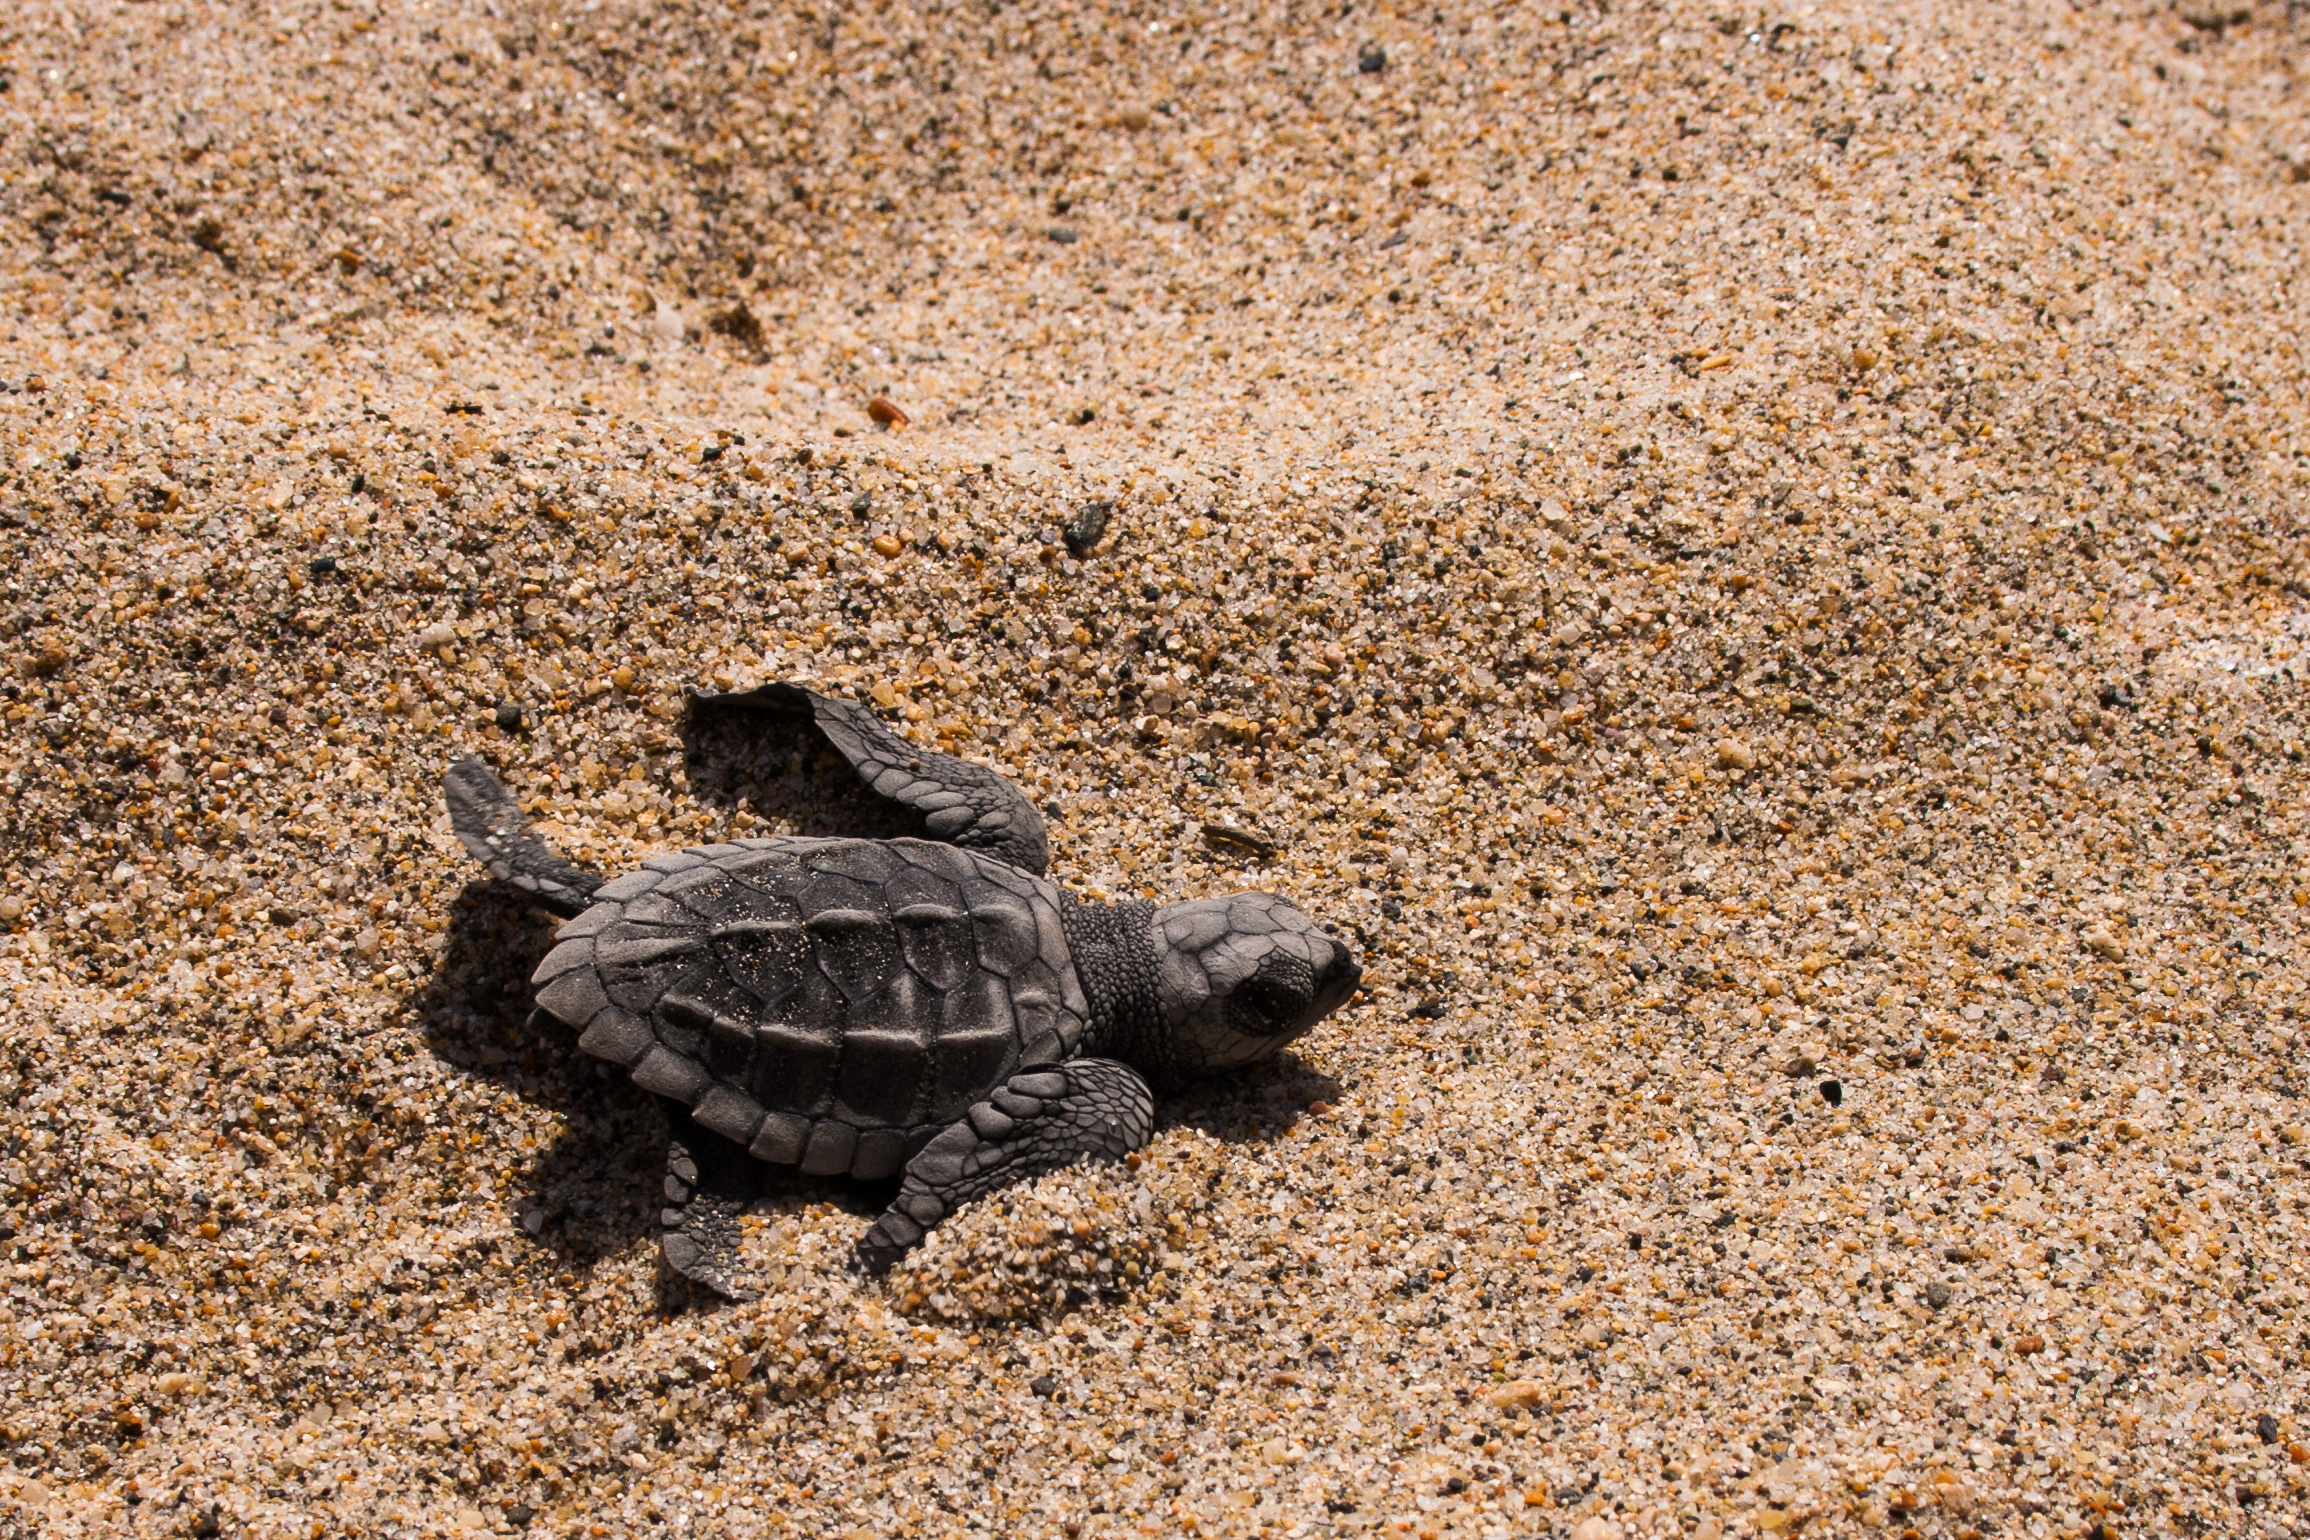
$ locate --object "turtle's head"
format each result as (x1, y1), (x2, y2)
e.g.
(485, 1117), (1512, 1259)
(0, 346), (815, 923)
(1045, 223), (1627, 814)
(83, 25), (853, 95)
(1148, 893), (1361, 1073)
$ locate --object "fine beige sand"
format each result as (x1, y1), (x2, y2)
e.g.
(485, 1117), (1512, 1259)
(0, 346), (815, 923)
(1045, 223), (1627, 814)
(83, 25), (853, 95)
(5, 0), (2310, 1536)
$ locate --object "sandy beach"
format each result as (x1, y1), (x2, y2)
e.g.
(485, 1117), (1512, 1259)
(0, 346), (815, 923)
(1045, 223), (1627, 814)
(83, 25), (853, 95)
(3, 0), (2310, 1535)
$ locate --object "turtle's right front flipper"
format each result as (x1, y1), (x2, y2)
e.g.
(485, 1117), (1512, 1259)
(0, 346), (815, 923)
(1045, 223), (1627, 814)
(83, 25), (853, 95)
(444, 756), (603, 919)
(688, 681), (1050, 875)
(855, 1058), (1154, 1272)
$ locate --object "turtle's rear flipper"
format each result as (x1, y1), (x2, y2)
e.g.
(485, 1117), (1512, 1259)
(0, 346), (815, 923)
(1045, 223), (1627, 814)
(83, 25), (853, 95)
(659, 1100), (760, 1301)
(444, 756), (603, 920)
(855, 1058), (1153, 1272)
(688, 681), (1050, 876)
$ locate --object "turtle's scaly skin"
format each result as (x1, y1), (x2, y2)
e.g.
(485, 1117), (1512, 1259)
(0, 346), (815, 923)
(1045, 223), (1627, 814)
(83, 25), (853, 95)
(530, 836), (1091, 1181)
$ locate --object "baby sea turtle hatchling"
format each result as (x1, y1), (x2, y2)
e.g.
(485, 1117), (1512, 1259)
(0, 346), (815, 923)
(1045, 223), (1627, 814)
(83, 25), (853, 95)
(445, 682), (1361, 1296)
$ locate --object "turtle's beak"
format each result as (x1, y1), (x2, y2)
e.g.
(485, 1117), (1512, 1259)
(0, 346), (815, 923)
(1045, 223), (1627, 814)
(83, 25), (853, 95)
(1312, 936), (1361, 1018)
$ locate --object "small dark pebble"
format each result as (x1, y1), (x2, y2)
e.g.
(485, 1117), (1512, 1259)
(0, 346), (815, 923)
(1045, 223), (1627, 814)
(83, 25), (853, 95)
(308, 556), (338, 575)
(1443, 1477), (1465, 1495)
(1047, 227), (1079, 244)
(268, 705), (288, 726)
(1358, 42), (1387, 73)
(1411, 997), (1447, 1019)
(1029, 1375), (1056, 1398)
(1575, 1264), (1596, 1283)
(507, 1505), (536, 1529)
(708, 302), (764, 350)
(494, 701), (525, 732)
(1064, 500), (1113, 556)
(700, 443), (725, 463)
(849, 492), (872, 516)
(1379, 899), (1402, 920)
(1925, 1281), (1953, 1310)
(1818, 1078), (1843, 1107)
(2258, 1413), (2280, 1444)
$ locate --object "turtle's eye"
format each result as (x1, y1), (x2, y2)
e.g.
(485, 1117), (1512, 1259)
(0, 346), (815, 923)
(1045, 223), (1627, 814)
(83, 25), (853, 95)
(1231, 948), (1317, 1037)
(1229, 977), (1299, 1035)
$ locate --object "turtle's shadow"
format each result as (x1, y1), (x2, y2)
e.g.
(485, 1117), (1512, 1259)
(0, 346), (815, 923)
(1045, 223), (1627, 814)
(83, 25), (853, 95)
(678, 702), (933, 840)
(411, 883), (661, 1275)
(1158, 1055), (1345, 1145)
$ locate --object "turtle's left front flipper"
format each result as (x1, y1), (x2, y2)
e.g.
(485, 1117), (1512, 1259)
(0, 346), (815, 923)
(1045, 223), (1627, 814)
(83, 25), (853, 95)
(444, 757), (603, 919)
(687, 681), (1050, 875)
(854, 1059), (1154, 1272)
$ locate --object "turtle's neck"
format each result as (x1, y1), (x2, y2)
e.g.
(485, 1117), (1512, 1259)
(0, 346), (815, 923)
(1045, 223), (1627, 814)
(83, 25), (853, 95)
(1057, 894), (1168, 1075)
